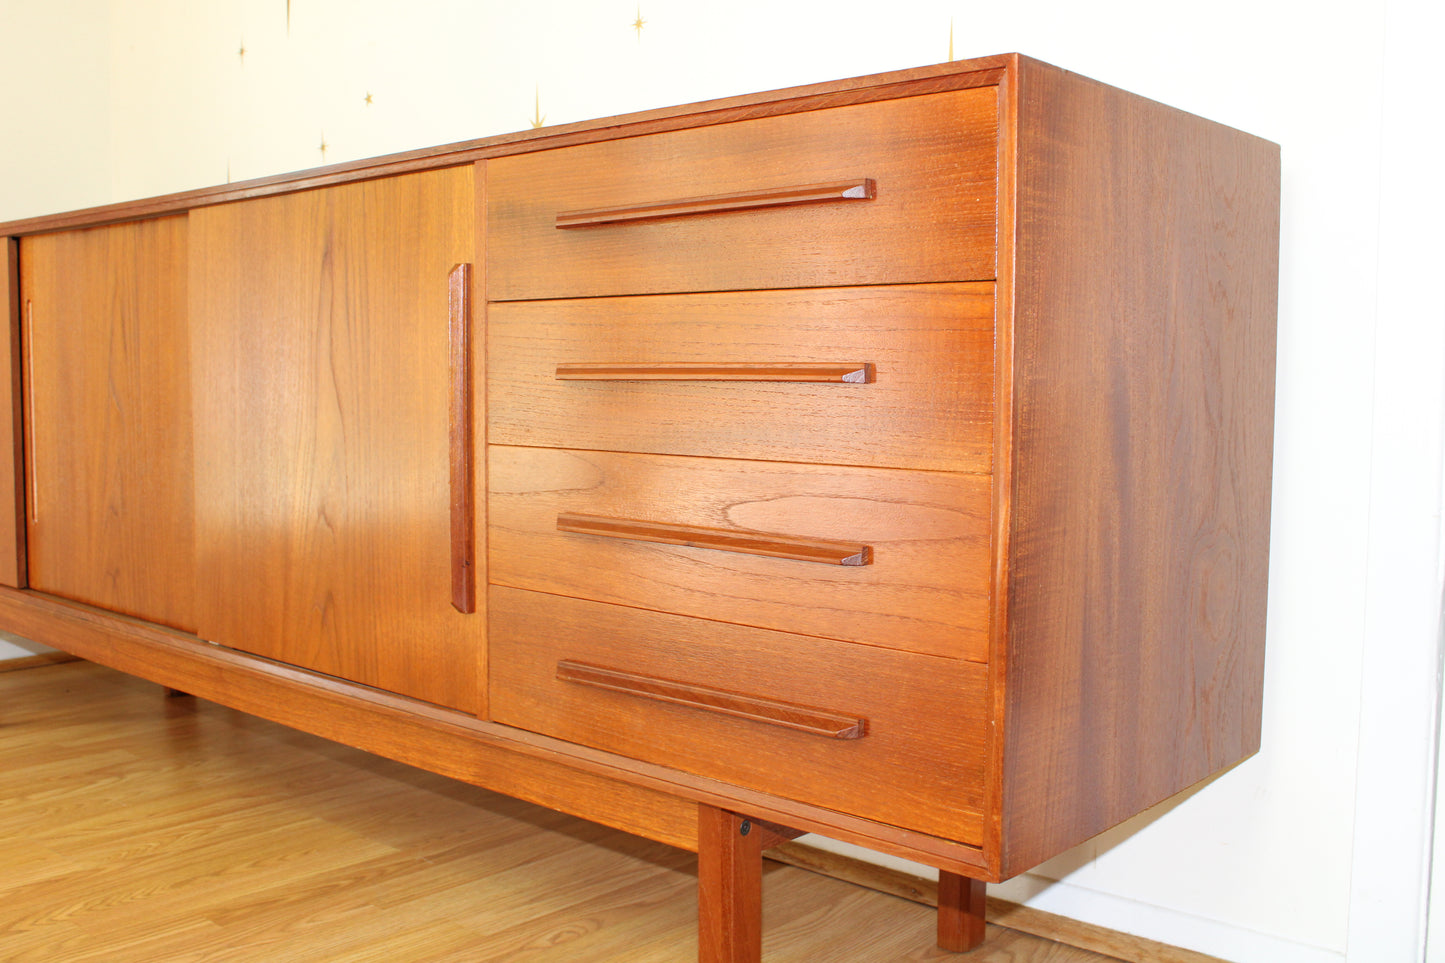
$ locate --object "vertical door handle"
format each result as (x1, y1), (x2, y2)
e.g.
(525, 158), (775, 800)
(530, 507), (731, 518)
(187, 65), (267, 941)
(448, 263), (476, 613)
(23, 299), (35, 526)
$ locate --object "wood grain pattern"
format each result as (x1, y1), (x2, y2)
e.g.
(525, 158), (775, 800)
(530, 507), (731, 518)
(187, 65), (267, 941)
(555, 660), (868, 739)
(19, 218), (194, 630)
(189, 167), (479, 711)
(5, 662), (1120, 963)
(0, 60), (1008, 239)
(554, 362), (875, 383)
(448, 262), (476, 614)
(984, 54), (1021, 889)
(698, 805), (767, 963)
(994, 56), (1279, 877)
(489, 586), (987, 844)
(556, 512), (872, 567)
(23, 300), (35, 526)
(555, 178), (876, 228)
(0, 58), (1280, 953)
(489, 284), (994, 473)
(472, 160), (491, 721)
(486, 88), (997, 300)
(0, 585), (990, 875)
(937, 871), (987, 952)
(0, 588), (695, 851)
(0, 239), (24, 587)
(489, 446), (992, 661)
(0, 662), (701, 963)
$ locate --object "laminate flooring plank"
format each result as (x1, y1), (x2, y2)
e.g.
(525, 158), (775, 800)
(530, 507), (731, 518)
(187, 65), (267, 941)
(0, 661), (1129, 962)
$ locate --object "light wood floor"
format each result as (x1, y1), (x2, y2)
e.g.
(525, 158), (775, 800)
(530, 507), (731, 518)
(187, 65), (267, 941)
(0, 660), (1128, 962)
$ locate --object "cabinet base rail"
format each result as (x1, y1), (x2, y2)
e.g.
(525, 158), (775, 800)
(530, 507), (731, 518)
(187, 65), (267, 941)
(0, 586), (992, 959)
(0, 586), (993, 864)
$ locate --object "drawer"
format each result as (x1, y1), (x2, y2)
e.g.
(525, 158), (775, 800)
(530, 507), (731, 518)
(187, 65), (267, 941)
(488, 586), (987, 844)
(488, 283), (995, 473)
(485, 87), (998, 300)
(488, 447), (991, 662)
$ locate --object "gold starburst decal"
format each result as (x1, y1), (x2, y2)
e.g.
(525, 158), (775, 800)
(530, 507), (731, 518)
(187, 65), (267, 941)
(364, 92), (374, 105)
(531, 87), (546, 129)
(238, 42), (246, 62)
(319, 133), (328, 158)
(632, 7), (645, 39)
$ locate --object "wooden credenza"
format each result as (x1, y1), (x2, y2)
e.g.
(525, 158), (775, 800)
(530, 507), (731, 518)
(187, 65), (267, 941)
(0, 54), (1279, 960)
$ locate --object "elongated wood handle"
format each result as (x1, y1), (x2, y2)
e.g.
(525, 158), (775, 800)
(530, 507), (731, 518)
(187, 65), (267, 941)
(556, 512), (872, 566)
(556, 178), (876, 228)
(448, 263), (476, 614)
(555, 362), (874, 383)
(557, 660), (868, 739)
(23, 299), (36, 526)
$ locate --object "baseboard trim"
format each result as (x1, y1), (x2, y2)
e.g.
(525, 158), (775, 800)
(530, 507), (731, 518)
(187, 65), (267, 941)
(0, 652), (81, 673)
(767, 841), (1226, 963)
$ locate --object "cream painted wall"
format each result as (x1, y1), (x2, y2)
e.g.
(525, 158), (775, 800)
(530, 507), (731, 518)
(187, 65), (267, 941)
(2, 1), (1443, 961)
(0, 0), (112, 219)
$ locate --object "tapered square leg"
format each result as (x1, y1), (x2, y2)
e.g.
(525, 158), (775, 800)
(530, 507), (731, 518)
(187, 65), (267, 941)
(937, 870), (986, 952)
(697, 805), (766, 963)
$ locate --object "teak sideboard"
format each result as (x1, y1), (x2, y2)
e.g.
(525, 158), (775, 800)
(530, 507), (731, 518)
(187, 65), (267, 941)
(0, 53), (1278, 960)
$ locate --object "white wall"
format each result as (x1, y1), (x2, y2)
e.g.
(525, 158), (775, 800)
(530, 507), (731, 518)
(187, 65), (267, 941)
(1353, 1), (1445, 958)
(2, 1), (1442, 961)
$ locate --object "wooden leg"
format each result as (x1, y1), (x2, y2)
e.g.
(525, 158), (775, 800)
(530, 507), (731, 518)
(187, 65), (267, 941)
(697, 804), (766, 963)
(937, 870), (986, 952)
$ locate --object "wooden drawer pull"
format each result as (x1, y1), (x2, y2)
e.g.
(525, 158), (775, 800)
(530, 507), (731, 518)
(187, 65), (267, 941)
(555, 362), (874, 383)
(555, 178), (877, 229)
(556, 512), (872, 566)
(556, 660), (868, 739)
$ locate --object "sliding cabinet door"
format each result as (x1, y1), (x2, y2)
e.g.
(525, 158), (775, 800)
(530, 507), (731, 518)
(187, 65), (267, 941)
(190, 167), (478, 711)
(0, 239), (24, 588)
(20, 217), (195, 630)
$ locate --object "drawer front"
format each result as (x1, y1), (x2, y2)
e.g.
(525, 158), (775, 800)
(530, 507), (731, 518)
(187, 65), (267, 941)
(488, 283), (995, 473)
(489, 447), (991, 662)
(485, 87), (998, 301)
(489, 586), (987, 844)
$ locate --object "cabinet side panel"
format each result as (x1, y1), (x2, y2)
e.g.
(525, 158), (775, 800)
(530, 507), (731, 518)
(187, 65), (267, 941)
(0, 240), (24, 587)
(999, 59), (1279, 876)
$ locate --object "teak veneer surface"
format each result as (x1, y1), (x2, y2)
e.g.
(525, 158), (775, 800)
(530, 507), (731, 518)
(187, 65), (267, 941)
(0, 52), (1278, 961)
(0, 585), (993, 877)
(0, 239), (24, 588)
(0, 60), (1012, 239)
(488, 445), (992, 660)
(484, 86), (998, 300)
(0, 660), (1128, 963)
(189, 167), (479, 712)
(19, 217), (196, 632)
(993, 58), (1278, 875)
(486, 283), (995, 473)
(489, 585), (988, 844)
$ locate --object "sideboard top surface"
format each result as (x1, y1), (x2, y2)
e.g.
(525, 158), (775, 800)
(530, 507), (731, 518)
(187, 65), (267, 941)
(0, 52), (1273, 239)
